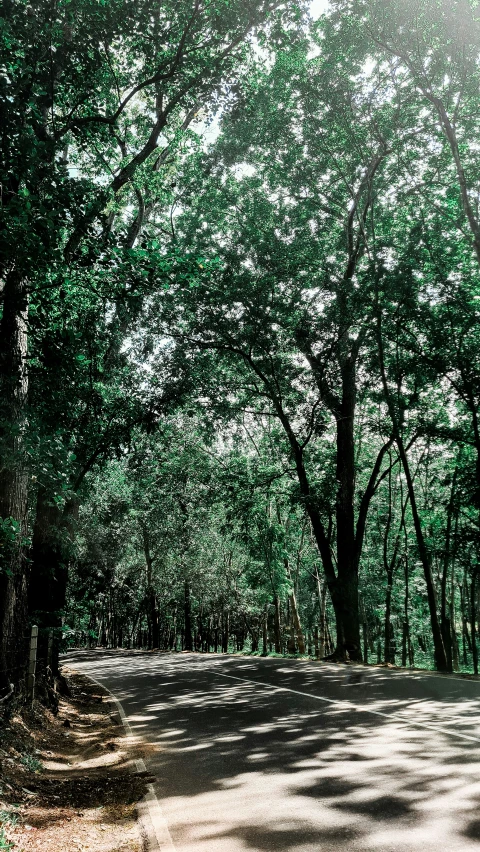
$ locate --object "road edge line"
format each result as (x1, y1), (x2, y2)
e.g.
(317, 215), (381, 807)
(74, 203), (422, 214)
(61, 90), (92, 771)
(78, 672), (176, 852)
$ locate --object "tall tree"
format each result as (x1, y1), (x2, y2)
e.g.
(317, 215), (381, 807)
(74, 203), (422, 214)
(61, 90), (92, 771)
(0, 0), (299, 693)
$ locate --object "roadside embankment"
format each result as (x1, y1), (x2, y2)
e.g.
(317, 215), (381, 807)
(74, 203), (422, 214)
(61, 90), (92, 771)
(0, 669), (149, 852)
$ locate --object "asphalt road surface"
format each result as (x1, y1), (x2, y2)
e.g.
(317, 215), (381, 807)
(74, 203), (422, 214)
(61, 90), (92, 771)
(64, 651), (480, 852)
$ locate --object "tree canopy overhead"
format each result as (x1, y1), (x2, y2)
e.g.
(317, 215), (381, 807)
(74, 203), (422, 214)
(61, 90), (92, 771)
(2, 0), (480, 694)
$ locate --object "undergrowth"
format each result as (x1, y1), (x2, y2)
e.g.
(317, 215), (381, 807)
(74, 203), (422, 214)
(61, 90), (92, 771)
(0, 809), (18, 851)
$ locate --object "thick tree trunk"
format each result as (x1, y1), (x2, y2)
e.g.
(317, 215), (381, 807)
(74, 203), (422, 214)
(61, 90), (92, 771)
(28, 490), (70, 676)
(0, 271), (30, 694)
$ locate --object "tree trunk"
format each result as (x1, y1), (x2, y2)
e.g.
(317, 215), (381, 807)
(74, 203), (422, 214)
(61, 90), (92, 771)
(184, 580), (193, 651)
(384, 572), (394, 664)
(270, 395), (358, 660)
(440, 470), (457, 671)
(376, 309), (448, 671)
(397, 447), (446, 669)
(359, 595), (368, 664)
(460, 576), (471, 666)
(142, 525), (159, 649)
(0, 271), (30, 694)
(382, 463), (402, 665)
(471, 572), (478, 675)
(335, 357), (361, 661)
(262, 606), (268, 656)
(273, 593), (282, 653)
(28, 490), (76, 675)
(288, 591), (305, 654)
(287, 595), (296, 654)
(315, 571), (326, 658)
(222, 611), (229, 653)
(325, 616), (334, 656)
(402, 557), (410, 667)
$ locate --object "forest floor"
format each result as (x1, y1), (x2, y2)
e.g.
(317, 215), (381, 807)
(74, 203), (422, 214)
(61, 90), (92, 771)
(0, 669), (149, 852)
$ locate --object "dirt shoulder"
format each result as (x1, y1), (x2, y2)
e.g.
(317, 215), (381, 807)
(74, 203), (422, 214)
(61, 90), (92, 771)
(0, 668), (150, 852)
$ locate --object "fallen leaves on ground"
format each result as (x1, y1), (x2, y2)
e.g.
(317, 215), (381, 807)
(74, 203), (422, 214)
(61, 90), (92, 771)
(0, 669), (148, 852)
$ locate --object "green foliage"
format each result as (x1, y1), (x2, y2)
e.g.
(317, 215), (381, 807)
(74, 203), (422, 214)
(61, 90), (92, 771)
(0, 518), (21, 576)
(3, 0), (480, 678)
(20, 753), (43, 774)
(0, 808), (18, 852)
(0, 830), (13, 852)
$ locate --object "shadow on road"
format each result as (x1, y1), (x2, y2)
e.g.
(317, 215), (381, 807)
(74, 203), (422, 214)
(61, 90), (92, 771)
(65, 651), (480, 852)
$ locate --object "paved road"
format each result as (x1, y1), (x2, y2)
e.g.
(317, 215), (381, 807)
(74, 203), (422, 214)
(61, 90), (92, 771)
(64, 651), (480, 852)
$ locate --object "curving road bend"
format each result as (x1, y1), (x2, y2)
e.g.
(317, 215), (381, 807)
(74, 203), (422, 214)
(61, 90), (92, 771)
(64, 651), (480, 852)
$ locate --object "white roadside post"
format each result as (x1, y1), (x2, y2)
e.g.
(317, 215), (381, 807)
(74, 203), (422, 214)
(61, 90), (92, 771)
(28, 624), (38, 705)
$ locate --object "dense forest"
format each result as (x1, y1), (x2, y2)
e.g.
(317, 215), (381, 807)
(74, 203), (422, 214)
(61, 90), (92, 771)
(2, 0), (480, 700)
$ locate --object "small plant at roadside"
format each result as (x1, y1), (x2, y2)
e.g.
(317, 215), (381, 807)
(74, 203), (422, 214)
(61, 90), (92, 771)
(0, 828), (13, 851)
(0, 812), (18, 829)
(20, 753), (42, 773)
(0, 809), (17, 851)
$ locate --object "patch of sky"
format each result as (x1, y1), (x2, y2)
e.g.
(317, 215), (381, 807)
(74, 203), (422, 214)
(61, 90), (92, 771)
(230, 162), (256, 179)
(310, 0), (330, 19)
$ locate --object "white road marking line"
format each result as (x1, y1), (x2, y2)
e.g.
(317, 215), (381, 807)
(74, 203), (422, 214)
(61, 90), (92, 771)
(211, 671), (480, 744)
(83, 673), (176, 852)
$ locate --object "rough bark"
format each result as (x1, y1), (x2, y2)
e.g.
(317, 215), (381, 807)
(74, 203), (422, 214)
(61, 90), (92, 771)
(0, 271), (30, 694)
(28, 490), (70, 676)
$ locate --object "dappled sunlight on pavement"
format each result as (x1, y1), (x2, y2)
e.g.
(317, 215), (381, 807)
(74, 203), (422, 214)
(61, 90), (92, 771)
(65, 651), (480, 851)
